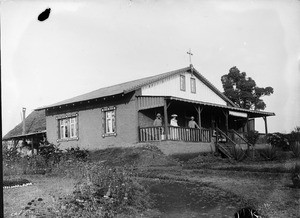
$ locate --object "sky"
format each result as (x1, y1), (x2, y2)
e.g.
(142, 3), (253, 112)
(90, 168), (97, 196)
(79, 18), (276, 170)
(1, 0), (300, 136)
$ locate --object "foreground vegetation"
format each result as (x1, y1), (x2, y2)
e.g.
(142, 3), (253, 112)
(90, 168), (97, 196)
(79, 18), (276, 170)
(3, 132), (300, 217)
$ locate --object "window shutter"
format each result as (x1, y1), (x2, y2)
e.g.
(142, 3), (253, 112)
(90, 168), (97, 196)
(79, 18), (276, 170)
(76, 113), (79, 140)
(113, 106), (117, 134)
(56, 118), (60, 142)
(101, 108), (106, 138)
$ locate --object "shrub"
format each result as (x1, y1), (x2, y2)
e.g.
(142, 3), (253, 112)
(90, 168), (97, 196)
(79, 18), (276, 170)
(39, 143), (63, 166)
(50, 159), (87, 179)
(2, 142), (21, 164)
(245, 130), (260, 146)
(267, 133), (289, 150)
(291, 163), (300, 188)
(23, 155), (48, 174)
(229, 146), (247, 162)
(56, 164), (151, 217)
(259, 145), (278, 161)
(64, 146), (89, 161)
(290, 143), (300, 158)
(2, 142), (25, 176)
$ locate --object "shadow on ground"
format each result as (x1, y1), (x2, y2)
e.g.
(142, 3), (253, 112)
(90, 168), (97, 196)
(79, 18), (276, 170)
(144, 180), (243, 218)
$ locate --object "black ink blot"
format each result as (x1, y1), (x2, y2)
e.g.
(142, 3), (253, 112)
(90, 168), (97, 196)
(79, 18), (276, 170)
(38, 8), (51, 21)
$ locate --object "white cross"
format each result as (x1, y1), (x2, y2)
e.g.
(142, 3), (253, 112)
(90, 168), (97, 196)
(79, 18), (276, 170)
(187, 49), (193, 65)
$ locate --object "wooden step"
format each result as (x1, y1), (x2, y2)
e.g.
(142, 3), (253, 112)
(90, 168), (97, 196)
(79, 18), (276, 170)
(217, 143), (233, 159)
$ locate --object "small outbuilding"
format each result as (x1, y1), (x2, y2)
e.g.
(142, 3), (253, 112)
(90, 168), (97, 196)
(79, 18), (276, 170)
(2, 109), (46, 155)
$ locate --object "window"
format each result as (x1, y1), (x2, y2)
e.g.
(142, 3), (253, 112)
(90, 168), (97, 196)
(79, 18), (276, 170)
(190, 77), (196, 93)
(102, 106), (116, 137)
(180, 75), (186, 91)
(58, 115), (78, 140)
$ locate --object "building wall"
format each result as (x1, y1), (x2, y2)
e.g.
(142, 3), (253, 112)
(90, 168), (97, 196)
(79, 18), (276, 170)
(146, 141), (216, 155)
(46, 93), (138, 150)
(141, 72), (227, 105)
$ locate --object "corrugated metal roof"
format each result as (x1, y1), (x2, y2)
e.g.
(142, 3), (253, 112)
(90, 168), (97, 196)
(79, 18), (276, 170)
(3, 110), (46, 140)
(36, 66), (236, 110)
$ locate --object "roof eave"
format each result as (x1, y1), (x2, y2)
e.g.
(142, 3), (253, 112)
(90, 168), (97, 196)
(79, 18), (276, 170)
(35, 92), (126, 111)
(2, 130), (46, 141)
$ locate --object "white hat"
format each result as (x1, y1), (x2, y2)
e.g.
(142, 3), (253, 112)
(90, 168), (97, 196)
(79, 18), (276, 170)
(171, 114), (177, 117)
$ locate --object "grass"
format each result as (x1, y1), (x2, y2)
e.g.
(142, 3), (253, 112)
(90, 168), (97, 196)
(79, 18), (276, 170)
(89, 146), (178, 167)
(3, 146), (300, 217)
(210, 160), (299, 174)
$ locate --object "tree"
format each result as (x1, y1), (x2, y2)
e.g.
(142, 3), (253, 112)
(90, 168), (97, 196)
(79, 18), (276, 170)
(221, 66), (274, 110)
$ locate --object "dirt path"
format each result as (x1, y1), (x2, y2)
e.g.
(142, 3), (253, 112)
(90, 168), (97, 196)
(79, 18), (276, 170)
(143, 179), (242, 218)
(3, 170), (299, 218)
(181, 170), (300, 218)
(3, 175), (76, 217)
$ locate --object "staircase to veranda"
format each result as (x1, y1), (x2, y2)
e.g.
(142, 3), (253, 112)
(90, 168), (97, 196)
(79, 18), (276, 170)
(215, 128), (252, 159)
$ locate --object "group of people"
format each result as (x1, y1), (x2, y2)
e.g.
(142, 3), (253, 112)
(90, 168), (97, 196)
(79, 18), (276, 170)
(153, 113), (200, 129)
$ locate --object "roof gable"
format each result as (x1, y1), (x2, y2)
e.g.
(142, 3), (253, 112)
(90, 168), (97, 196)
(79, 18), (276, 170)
(140, 67), (236, 107)
(36, 65), (236, 110)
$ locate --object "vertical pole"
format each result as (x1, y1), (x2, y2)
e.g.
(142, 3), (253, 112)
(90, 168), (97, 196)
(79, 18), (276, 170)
(22, 107), (26, 135)
(31, 137), (34, 155)
(136, 96), (140, 143)
(263, 116), (268, 138)
(225, 111), (229, 135)
(197, 105), (202, 128)
(163, 99), (169, 140)
(246, 116), (250, 134)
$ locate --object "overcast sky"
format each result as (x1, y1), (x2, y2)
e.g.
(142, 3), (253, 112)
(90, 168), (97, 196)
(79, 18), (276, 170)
(2, 0), (300, 135)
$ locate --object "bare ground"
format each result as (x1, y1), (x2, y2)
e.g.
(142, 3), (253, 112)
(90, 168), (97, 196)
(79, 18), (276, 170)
(4, 168), (299, 217)
(3, 148), (300, 217)
(3, 175), (76, 217)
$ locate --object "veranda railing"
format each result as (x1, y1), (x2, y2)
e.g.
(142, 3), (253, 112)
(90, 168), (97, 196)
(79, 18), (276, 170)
(139, 126), (211, 142)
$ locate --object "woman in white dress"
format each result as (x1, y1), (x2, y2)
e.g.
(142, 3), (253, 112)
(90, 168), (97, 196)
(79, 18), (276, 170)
(170, 114), (179, 140)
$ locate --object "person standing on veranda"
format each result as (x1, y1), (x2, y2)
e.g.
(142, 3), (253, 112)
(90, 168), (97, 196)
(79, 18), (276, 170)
(170, 114), (179, 140)
(188, 116), (200, 129)
(153, 113), (164, 139)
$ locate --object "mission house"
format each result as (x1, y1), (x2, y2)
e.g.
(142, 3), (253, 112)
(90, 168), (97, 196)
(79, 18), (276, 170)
(31, 65), (274, 154)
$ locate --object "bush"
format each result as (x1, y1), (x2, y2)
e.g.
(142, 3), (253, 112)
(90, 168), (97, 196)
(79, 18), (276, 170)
(259, 145), (278, 161)
(56, 164), (151, 217)
(51, 159), (87, 179)
(290, 143), (300, 158)
(64, 147), (89, 161)
(23, 155), (48, 174)
(245, 130), (260, 146)
(267, 133), (289, 150)
(39, 145), (89, 174)
(39, 143), (63, 165)
(2, 142), (25, 176)
(229, 146), (247, 162)
(2, 142), (22, 164)
(291, 163), (300, 188)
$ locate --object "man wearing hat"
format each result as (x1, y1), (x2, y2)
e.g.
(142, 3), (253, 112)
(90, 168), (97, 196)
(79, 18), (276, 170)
(188, 116), (200, 129)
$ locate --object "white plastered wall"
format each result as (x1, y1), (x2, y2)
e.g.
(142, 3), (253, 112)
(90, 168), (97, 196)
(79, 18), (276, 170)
(141, 72), (227, 105)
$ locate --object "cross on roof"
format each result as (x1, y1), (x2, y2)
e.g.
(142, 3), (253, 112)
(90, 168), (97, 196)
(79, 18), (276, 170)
(187, 49), (193, 65)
